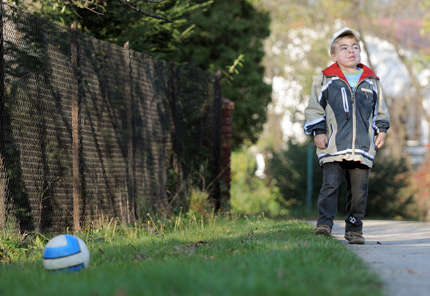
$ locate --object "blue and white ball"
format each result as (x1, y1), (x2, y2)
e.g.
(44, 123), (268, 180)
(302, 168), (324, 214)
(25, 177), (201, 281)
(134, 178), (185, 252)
(43, 234), (90, 272)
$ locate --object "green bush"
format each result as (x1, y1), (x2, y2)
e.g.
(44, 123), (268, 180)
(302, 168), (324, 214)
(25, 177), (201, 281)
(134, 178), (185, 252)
(266, 140), (415, 219)
(266, 140), (322, 211)
(230, 147), (286, 217)
(367, 156), (415, 219)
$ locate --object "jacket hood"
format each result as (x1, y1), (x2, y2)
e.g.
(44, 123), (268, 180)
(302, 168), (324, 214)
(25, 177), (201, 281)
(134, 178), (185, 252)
(322, 63), (379, 84)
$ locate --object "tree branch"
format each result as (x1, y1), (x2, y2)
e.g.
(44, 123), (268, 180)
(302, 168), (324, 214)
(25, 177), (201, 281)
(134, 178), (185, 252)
(62, 0), (173, 22)
(117, 0), (173, 22)
(66, 0), (106, 16)
(140, 0), (166, 3)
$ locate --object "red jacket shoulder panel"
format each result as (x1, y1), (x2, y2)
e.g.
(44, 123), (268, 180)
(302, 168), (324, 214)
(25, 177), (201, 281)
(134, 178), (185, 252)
(322, 63), (379, 84)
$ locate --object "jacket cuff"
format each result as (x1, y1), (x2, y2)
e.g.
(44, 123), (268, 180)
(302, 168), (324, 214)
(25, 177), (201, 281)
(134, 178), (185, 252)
(313, 129), (326, 136)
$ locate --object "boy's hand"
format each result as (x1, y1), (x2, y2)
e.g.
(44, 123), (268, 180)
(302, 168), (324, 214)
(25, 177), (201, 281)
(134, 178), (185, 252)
(314, 134), (328, 149)
(375, 132), (386, 149)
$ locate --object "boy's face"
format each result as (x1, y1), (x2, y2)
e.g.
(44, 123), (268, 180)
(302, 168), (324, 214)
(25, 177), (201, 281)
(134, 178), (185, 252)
(331, 35), (361, 71)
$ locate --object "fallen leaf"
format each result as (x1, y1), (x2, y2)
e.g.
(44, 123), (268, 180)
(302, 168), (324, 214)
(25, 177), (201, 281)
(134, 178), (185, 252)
(201, 255), (216, 261)
(407, 269), (416, 274)
(174, 245), (195, 255)
(98, 248), (105, 254)
(186, 241), (209, 248)
(133, 253), (148, 261)
(187, 247), (195, 255)
(115, 289), (127, 296)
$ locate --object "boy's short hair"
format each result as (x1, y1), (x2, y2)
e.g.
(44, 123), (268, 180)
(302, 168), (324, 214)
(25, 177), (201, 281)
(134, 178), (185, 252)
(330, 27), (360, 55)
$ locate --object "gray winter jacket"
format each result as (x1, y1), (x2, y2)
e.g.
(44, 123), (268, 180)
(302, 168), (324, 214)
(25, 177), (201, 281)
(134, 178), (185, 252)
(304, 63), (390, 168)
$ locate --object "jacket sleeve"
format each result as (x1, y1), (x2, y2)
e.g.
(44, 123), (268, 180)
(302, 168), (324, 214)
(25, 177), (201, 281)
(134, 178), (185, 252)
(372, 79), (390, 133)
(304, 73), (327, 136)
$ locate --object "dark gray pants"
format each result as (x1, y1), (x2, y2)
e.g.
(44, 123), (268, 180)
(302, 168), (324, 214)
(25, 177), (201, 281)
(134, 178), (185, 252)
(316, 161), (370, 231)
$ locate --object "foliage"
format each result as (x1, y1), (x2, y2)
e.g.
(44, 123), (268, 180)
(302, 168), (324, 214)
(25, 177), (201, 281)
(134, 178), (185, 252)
(266, 140), (417, 219)
(26, 0), (207, 58)
(230, 147), (286, 217)
(422, 0), (430, 61)
(0, 216), (383, 296)
(409, 159), (430, 220)
(187, 187), (213, 217)
(173, 0), (272, 148)
(23, 0), (272, 149)
(266, 139), (322, 210)
(367, 155), (415, 219)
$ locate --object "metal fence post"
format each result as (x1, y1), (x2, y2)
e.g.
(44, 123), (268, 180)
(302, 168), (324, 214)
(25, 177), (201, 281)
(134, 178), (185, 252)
(212, 70), (222, 210)
(306, 144), (313, 209)
(71, 22), (80, 232)
(0, 0), (6, 229)
(123, 41), (136, 225)
(220, 99), (235, 206)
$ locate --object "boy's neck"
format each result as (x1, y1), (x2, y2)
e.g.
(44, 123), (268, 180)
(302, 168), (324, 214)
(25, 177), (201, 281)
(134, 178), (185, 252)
(339, 64), (361, 74)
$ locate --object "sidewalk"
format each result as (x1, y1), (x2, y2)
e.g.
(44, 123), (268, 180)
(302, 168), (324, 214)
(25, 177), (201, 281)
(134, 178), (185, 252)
(329, 220), (430, 296)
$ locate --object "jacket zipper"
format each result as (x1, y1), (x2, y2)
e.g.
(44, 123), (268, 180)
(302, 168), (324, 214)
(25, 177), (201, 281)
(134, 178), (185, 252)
(351, 91), (356, 156)
(339, 78), (364, 157)
(341, 87), (349, 120)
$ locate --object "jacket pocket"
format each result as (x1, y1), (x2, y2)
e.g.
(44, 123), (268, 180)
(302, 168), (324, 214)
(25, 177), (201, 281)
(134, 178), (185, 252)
(327, 123), (334, 148)
(341, 87), (349, 119)
(361, 87), (372, 100)
(371, 128), (376, 150)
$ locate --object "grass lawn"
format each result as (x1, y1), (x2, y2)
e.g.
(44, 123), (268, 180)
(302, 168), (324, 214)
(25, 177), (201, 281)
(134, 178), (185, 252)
(0, 215), (383, 296)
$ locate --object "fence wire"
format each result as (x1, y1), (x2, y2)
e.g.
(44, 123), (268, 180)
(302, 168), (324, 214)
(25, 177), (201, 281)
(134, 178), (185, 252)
(0, 4), (221, 233)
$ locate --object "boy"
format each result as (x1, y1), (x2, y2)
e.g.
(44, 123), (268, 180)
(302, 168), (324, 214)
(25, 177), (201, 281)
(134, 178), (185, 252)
(304, 27), (390, 244)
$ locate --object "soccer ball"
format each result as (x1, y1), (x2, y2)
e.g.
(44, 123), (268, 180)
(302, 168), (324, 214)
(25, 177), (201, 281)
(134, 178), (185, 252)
(43, 234), (90, 272)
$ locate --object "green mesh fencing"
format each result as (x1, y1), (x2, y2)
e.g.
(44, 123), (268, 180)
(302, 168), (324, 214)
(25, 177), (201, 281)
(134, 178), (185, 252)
(0, 4), (221, 233)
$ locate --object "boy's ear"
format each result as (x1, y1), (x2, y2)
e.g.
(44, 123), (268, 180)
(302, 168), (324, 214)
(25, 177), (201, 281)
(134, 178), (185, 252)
(331, 52), (337, 62)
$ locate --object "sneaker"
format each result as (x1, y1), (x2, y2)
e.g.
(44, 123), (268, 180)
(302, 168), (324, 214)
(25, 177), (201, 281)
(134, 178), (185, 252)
(344, 231), (365, 244)
(314, 224), (332, 236)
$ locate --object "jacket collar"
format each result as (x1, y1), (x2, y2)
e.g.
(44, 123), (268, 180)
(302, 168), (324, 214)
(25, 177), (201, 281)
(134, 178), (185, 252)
(322, 63), (379, 84)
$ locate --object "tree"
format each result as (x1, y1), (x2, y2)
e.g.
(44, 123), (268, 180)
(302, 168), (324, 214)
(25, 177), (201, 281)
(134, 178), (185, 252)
(32, 0), (175, 21)
(24, 0), (272, 149)
(173, 0), (272, 148)
(423, 0), (430, 50)
(25, 0), (208, 59)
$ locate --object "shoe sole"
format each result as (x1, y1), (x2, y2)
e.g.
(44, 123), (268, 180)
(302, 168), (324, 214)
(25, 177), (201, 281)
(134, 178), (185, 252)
(344, 236), (365, 244)
(315, 229), (331, 236)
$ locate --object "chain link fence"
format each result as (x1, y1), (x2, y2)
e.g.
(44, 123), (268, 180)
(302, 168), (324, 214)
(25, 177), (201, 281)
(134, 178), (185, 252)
(0, 3), (222, 233)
